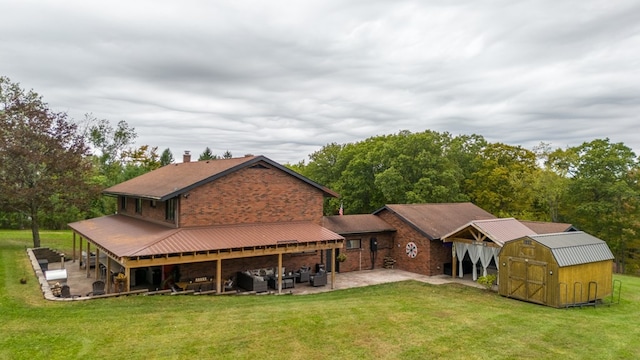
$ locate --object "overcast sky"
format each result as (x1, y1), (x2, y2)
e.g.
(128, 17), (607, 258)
(2, 1), (639, 164)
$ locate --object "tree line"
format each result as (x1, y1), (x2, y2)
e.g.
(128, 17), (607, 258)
(1, 76), (638, 273)
(290, 132), (639, 274)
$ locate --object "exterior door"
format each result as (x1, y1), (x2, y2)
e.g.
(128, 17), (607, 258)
(507, 258), (547, 304)
(324, 249), (339, 272)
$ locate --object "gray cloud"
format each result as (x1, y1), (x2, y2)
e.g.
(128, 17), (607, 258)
(2, 0), (639, 164)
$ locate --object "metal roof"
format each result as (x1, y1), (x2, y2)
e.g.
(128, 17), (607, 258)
(103, 155), (338, 201)
(528, 232), (614, 267)
(69, 214), (344, 258)
(323, 214), (396, 235)
(442, 218), (536, 246)
(518, 220), (576, 234)
(374, 203), (496, 240)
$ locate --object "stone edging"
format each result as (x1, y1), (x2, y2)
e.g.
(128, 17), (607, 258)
(27, 248), (89, 302)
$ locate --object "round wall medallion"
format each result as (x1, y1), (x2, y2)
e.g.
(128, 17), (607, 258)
(405, 242), (418, 258)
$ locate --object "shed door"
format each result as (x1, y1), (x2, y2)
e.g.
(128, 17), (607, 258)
(507, 258), (547, 305)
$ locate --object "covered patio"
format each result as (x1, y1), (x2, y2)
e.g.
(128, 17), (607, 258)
(67, 214), (344, 295)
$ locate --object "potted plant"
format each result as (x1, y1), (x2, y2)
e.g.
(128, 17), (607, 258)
(114, 273), (127, 292)
(336, 253), (347, 263)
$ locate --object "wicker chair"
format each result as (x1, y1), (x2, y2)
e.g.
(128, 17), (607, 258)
(309, 270), (327, 287)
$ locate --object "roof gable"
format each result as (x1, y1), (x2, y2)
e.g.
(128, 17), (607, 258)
(374, 203), (496, 240)
(103, 155), (338, 201)
(442, 218), (536, 246)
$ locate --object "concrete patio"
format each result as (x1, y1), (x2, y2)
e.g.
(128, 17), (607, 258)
(31, 250), (485, 301)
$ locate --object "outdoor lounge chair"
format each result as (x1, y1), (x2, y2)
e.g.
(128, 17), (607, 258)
(60, 285), (80, 299)
(309, 270), (327, 287)
(86, 280), (106, 296)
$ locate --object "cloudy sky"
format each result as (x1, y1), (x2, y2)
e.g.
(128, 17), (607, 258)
(2, 1), (639, 164)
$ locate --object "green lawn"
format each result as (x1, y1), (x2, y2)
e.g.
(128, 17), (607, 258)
(1, 230), (639, 360)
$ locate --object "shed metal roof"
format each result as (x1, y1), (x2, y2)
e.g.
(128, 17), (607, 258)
(374, 203), (496, 240)
(69, 215), (344, 258)
(528, 232), (614, 267)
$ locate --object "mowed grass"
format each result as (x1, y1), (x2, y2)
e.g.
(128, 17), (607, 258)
(1, 230), (639, 360)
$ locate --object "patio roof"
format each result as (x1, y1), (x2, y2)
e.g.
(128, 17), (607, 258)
(69, 214), (344, 258)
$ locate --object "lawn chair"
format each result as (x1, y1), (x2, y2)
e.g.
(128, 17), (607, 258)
(86, 280), (106, 296)
(60, 285), (80, 299)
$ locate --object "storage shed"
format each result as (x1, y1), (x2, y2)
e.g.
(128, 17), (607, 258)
(498, 232), (614, 308)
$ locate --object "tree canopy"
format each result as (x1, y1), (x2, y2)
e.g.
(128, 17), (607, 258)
(0, 77), (99, 247)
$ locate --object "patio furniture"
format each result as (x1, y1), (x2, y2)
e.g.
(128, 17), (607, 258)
(310, 270), (327, 287)
(237, 271), (268, 292)
(296, 266), (310, 283)
(60, 285), (80, 299)
(86, 280), (106, 296)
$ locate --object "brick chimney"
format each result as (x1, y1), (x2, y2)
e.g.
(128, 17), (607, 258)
(183, 150), (191, 163)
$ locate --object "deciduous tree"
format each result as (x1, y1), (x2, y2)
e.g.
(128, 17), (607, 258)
(0, 77), (98, 247)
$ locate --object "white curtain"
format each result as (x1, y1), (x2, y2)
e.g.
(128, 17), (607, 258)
(479, 246), (495, 277)
(455, 243), (468, 278)
(467, 244), (481, 281)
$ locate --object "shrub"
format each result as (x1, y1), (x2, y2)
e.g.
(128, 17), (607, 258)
(477, 274), (496, 290)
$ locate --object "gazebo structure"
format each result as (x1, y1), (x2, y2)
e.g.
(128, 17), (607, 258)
(442, 218), (536, 281)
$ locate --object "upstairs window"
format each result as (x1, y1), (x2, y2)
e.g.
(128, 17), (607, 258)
(165, 198), (177, 221)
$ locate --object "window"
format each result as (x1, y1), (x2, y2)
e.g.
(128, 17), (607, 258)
(165, 198), (176, 221)
(150, 200), (156, 208)
(346, 239), (361, 250)
(120, 197), (127, 211)
(135, 198), (142, 214)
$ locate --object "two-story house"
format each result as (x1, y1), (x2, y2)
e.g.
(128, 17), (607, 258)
(68, 154), (345, 294)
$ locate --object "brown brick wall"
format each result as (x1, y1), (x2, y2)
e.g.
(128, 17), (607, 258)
(118, 196), (175, 226)
(377, 210), (451, 276)
(179, 166), (325, 227)
(338, 232), (394, 272)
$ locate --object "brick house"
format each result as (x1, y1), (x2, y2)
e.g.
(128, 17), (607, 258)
(68, 154), (344, 294)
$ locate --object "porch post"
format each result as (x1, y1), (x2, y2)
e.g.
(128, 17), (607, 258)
(72, 233), (76, 263)
(331, 247), (336, 289)
(94, 248), (100, 279)
(86, 242), (91, 278)
(216, 259), (222, 293)
(277, 253), (283, 294)
(78, 237), (83, 270)
(106, 257), (112, 294)
(125, 267), (131, 292)
(452, 243), (457, 278)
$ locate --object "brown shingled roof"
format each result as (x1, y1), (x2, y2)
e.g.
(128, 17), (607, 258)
(519, 220), (576, 234)
(69, 215), (344, 258)
(323, 214), (395, 235)
(374, 203), (496, 240)
(103, 155), (338, 201)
